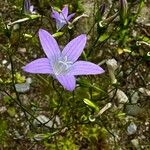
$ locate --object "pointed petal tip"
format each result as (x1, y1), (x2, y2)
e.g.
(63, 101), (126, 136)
(75, 34), (87, 44)
(80, 34), (87, 43)
(61, 5), (68, 18)
(22, 58), (53, 74)
(38, 29), (60, 59)
(22, 65), (26, 70)
(22, 65), (28, 73)
(56, 75), (76, 91)
(99, 67), (105, 74)
(38, 28), (45, 35)
(39, 29), (51, 36)
(80, 34), (86, 39)
(67, 13), (75, 21)
(96, 65), (105, 74)
(63, 5), (68, 9)
(66, 86), (75, 92)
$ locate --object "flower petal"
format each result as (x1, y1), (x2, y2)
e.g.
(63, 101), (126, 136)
(29, 5), (34, 13)
(56, 75), (76, 91)
(67, 13), (75, 21)
(39, 29), (60, 61)
(70, 61), (105, 75)
(22, 58), (53, 74)
(51, 9), (61, 20)
(56, 20), (66, 31)
(61, 6), (68, 18)
(62, 34), (87, 62)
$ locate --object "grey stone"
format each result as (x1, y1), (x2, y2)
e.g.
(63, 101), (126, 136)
(127, 122), (137, 135)
(131, 91), (139, 104)
(33, 115), (53, 128)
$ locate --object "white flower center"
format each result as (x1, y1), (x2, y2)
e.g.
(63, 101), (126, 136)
(60, 14), (67, 23)
(53, 56), (72, 75)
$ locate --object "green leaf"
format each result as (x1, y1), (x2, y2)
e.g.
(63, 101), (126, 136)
(3, 96), (12, 104)
(24, 33), (33, 38)
(29, 14), (41, 19)
(83, 98), (99, 111)
(98, 33), (109, 42)
(0, 120), (7, 144)
(52, 32), (64, 38)
(53, 6), (61, 12)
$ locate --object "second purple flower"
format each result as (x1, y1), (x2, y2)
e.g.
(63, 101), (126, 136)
(51, 5), (75, 31)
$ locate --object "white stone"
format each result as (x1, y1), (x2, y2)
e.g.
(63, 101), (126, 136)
(2, 60), (7, 65)
(15, 83), (30, 93)
(7, 63), (11, 70)
(117, 89), (128, 104)
(0, 106), (7, 113)
(33, 115), (53, 128)
(26, 77), (32, 84)
(106, 58), (118, 71)
(139, 88), (150, 96)
(127, 122), (137, 135)
(131, 91), (139, 104)
(55, 115), (61, 126)
(131, 139), (140, 150)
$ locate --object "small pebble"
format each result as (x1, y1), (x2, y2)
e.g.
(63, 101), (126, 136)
(7, 63), (11, 70)
(2, 60), (7, 65)
(26, 77), (32, 84)
(127, 122), (137, 135)
(131, 139), (140, 150)
(15, 83), (30, 93)
(131, 91), (139, 104)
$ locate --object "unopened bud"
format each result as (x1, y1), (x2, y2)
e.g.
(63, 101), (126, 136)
(99, 3), (106, 17)
(119, 0), (128, 24)
(99, 12), (118, 27)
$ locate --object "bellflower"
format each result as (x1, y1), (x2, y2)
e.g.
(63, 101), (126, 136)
(22, 29), (105, 91)
(52, 6), (75, 31)
(24, 0), (36, 14)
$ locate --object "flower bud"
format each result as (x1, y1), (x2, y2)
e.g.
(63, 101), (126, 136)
(99, 12), (118, 27)
(119, 0), (128, 24)
(99, 3), (106, 17)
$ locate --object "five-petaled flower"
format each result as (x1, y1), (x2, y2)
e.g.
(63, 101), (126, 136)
(22, 29), (105, 91)
(51, 5), (75, 31)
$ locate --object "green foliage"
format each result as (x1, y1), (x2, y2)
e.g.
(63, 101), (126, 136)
(0, 120), (7, 144)
(83, 98), (99, 112)
(3, 96), (13, 105)
(7, 107), (16, 117)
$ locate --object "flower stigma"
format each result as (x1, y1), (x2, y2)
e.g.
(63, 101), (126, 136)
(53, 56), (73, 75)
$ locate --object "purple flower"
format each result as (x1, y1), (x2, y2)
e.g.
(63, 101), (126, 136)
(22, 29), (105, 91)
(52, 6), (75, 31)
(24, 0), (36, 14)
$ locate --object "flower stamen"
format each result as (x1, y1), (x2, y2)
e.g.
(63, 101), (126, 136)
(53, 56), (73, 75)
